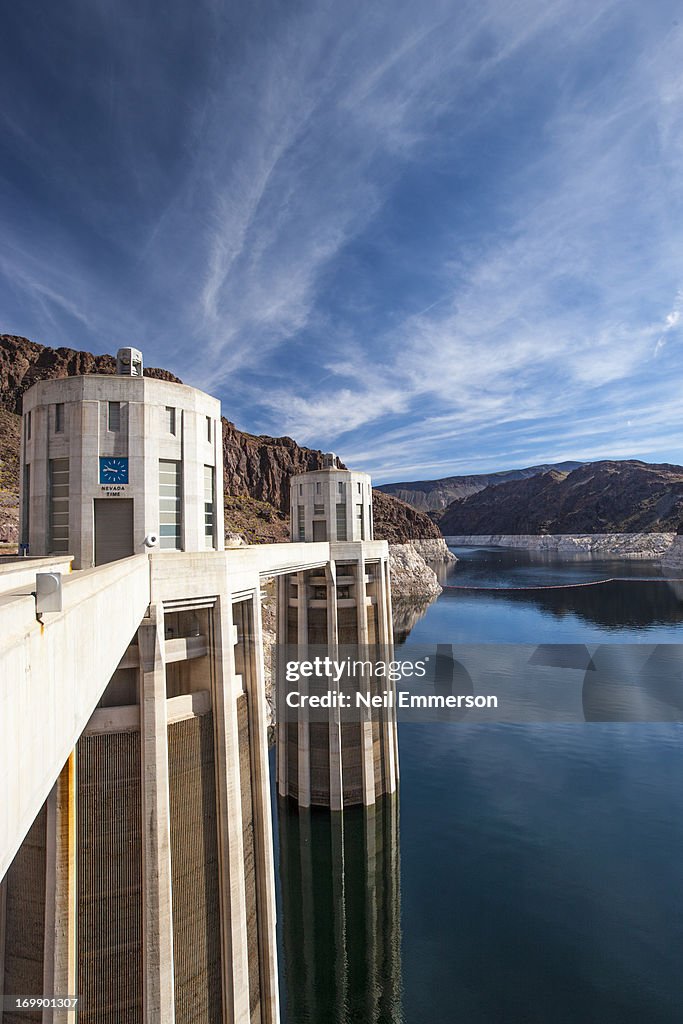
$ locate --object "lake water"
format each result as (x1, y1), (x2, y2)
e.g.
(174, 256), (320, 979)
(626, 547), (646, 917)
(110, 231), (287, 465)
(274, 547), (683, 1024)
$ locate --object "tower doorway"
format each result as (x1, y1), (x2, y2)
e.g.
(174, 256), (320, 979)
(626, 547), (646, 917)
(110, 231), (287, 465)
(94, 499), (134, 565)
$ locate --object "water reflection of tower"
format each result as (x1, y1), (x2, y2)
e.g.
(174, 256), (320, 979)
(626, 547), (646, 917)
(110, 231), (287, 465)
(278, 796), (402, 1024)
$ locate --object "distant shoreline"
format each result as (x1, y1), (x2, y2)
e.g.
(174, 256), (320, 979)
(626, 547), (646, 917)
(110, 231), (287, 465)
(444, 533), (675, 559)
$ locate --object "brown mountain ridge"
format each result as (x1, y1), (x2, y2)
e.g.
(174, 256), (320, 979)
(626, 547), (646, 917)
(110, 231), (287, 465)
(377, 460), (584, 511)
(437, 460), (683, 535)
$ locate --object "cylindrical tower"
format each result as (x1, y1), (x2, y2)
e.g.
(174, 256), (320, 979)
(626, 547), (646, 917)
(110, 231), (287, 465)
(18, 350), (224, 567)
(289, 454), (373, 543)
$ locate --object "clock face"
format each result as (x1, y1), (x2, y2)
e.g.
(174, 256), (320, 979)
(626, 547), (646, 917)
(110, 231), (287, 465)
(99, 457), (129, 484)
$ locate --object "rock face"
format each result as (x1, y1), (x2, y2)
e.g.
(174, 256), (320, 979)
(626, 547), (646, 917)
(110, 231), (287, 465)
(377, 461), (583, 511)
(222, 495), (290, 545)
(259, 579), (277, 728)
(0, 407), (20, 545)
(438, 461), (683, 535)
(389, 544), (442, 598)
(370, 489), (442, 544)
(408, 537), (457, 564)
(445, 533), (676, 559)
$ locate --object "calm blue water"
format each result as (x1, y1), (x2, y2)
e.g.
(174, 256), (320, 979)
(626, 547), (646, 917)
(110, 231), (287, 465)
(276, 548), (683, 1023)
(407, 546), (683, 644)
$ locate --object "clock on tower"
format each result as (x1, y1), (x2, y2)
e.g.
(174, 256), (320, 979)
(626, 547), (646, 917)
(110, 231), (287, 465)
(99, 457), (129, 484)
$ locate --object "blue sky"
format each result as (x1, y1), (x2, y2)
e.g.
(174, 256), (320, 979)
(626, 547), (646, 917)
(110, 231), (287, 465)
(2, 1), (683, 483)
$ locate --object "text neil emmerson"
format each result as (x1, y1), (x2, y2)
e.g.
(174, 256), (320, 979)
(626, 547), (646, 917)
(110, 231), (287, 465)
(285, 690), (498, 709)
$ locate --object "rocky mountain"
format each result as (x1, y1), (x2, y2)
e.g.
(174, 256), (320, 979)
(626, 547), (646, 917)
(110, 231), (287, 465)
(377, 461), (584, 511)
(0, 334), (438, 545)
(0, 407), (20, 542)
(370, 489), (441, 544)
(438, 461), (683, 536)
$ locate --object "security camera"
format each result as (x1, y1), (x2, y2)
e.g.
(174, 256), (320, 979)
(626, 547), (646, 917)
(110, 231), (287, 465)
(144, 533), (159, 548)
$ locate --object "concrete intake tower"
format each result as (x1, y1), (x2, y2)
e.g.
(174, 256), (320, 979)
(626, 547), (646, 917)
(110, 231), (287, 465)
(276, 456), (399, 809)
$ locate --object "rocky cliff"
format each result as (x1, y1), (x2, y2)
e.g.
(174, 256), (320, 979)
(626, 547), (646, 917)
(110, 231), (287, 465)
(438, 461), (683, 536)
(388, 544), (442, 598)
(0, 407), (20, 543)
(370, 489), (442, 544)
(408, 537), (457, 564)
(0, 334), (438, 546)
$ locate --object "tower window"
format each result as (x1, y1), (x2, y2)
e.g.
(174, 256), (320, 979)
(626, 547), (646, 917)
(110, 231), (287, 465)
(204, 465), (215, 548)
(25, 411), (31, 442)
(21, 464), (30, 546)
(316, 482), (321, 494)
(297, 505), (305, 541)
(159, 460), (182, 549)
(336, 503), (347, 541)
(55, 403), (64, 433)
(108, 401), (121, 432)
(206, 416), (212, 442)
(166, 406), (176, 435)
(49, 459), (70, 553)
(314, 504), (325, 515)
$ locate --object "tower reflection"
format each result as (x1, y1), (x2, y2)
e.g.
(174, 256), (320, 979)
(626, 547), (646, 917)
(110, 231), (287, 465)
(278, 794), (402, 1024)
